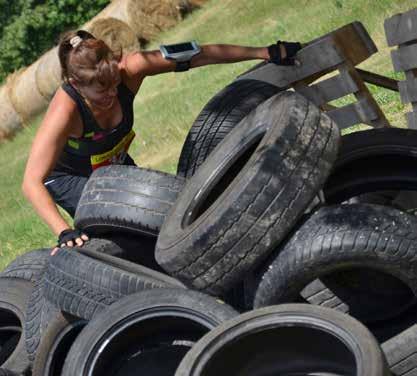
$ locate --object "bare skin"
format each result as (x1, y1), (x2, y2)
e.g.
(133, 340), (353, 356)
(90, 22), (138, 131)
(22, 44), (273, 254)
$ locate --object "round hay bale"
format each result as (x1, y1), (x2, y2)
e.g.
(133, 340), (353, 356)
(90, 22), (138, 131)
(8, 60), (49, 123)
(35, 47), (62, 101)
(90, 0), (189, 43)
(0, 84), (23, 141)
(85, 18), (140, 53)
(133, 0), (188, 41)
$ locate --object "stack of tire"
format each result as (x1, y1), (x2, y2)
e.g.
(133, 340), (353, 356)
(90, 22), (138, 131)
(1, 80), (417, 375)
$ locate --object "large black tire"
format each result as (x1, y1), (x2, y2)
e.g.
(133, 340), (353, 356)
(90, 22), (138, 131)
(277, 127), (417, 331)
(61, 288), (238, 376)
(324, 128), (417, 205)
(0, 279), (33, 374)
(32, 313), (86, 376)
(177, 79), (281, 178)
(252, 204), (417, 327)
(74, 165), (185, 237)
(44, 247), (185, 320)
(156, 91), (340, 295)
(175, 303), (390, 376)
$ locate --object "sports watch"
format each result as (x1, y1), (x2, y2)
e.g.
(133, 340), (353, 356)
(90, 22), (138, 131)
(160, 41), (201, 72)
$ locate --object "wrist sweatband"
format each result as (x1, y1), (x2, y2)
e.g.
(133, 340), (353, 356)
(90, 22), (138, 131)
(281, 41), (302, 58)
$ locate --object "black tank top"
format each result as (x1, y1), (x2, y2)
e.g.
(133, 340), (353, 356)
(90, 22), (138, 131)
(49, 82), (136, 178)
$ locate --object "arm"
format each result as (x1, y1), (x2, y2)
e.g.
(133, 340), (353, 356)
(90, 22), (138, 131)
(123, 43), (280, 79)
(21, 89), (87, 245)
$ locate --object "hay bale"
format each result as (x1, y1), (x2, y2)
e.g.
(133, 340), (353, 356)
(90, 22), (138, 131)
(90, 0), (190, 43)
(35, 47), (62, 100)
(85, 17), (140, 53)
(133, 0), (189, 41)
(0, 85), (23, 141)
(8, 59), (49, 123)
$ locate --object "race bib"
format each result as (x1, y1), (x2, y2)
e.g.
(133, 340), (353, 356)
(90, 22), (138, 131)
(90, 130), (135, 170)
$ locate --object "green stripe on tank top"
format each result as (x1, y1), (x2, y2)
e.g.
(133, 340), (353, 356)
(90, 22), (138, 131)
(67, 139), (79, 149)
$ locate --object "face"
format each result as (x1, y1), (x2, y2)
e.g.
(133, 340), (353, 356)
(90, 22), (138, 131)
(72, 75), (121, 111)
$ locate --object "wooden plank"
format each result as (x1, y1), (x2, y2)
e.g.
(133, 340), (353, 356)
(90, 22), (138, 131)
(293, 71), (358, 106)
(398, 80), (411, 103)
(331, 22), (378, 65)
(406, 111), (417, 130)
(385, 8), (417, 47)
(391, 44), (417, 72)
(405, 70), (417, 113)
(321, 102), (375, 127)
(397, 78), (417, 103)
(237, 21), (377, 87)
(338, 62), (390, 128)
(327, 98), (378, 129)
(356, 69), (399, 92)
(236, 38), (344, 88)
(308, 21), (377, 65)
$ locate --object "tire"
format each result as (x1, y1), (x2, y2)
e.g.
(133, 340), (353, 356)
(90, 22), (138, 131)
(32, 313), (86, 376)
(324, 128), (417, 205)
(252, 204), (417, 326)
(61, 288), (238, 376)
(44, 247), (185, 320)
(0, 279), (33, 374)
(74, 165), (185, 237)
(24, 237), (127, 363)
(177, 79), (281, 178)
(382, 323), (417, 376)
(287, 127), (417, 332)
(175, 303), (390, 376)
(156, 91), (340, 295)
(1, 248), (50, 282)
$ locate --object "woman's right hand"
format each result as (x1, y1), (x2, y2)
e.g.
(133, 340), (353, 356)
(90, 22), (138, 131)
(51, 228), (89, 255)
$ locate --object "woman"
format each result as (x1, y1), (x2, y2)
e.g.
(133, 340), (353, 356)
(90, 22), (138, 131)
(22, 29), (301, 251)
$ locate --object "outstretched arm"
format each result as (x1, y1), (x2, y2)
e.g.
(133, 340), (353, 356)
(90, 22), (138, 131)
(122, 41), (299, 82)
(130, 44), (271, 76)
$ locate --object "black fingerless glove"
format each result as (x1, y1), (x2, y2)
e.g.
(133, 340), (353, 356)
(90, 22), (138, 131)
(57, 228), (87, 247)
(268, 40), (302, 66)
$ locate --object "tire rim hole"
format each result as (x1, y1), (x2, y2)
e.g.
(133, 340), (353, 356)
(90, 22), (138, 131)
(0, 309), (22, 366)
(45, 322), (86, 376)
(183, 134), (263, 227)
(301, 268), (414, 323)
(202, 326), (356, 375)
(87, 315), (211, 376)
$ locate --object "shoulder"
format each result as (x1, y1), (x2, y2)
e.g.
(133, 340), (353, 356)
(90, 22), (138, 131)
(118, 52), (146, 94)
(119, 52), (145, 78)
(51, 86), (78, 113)
(42, 87), (83, 137)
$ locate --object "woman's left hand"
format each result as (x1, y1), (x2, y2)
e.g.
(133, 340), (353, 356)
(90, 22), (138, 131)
(51, 228), (89, 255)
(268, 40), (303, 65)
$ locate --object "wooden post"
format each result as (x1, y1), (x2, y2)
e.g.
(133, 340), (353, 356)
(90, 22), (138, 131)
(385, 8), (417, 130)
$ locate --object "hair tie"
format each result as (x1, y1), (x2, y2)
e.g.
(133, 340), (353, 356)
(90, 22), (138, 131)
(69, 36), (82, 49)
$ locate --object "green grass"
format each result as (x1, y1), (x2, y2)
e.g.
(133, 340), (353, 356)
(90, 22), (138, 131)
(0, 0), (416, 269)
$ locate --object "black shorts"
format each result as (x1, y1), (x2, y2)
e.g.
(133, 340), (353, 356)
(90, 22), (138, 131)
(44, 174), (89, 218)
